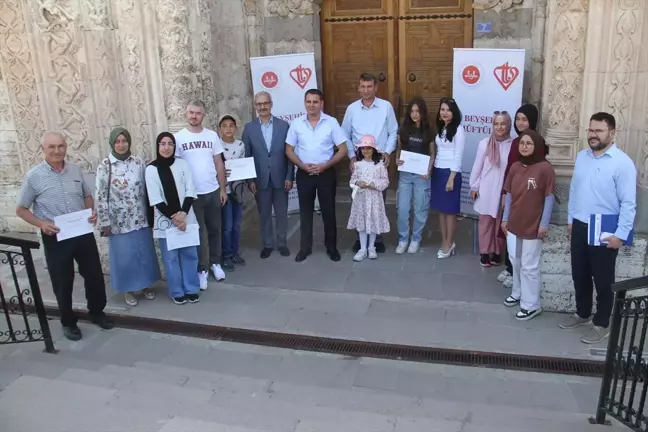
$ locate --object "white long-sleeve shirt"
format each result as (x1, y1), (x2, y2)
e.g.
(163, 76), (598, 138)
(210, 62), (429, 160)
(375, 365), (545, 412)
(434, 125), (466, 173)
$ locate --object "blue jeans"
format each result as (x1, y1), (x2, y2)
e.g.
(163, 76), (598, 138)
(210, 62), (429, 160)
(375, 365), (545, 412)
(158, 239), (200, 299)
(397, 172), (431, 243)
(221, 196), (243, 258)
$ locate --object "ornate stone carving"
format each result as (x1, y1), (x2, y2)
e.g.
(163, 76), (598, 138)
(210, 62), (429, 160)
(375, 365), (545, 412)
(0, 0), (45, 172)
(543, 0), (588, 169)
(36, 0), (77, 31)
(197, 0), (217, 130)
(156, 0), (195, 126)
(267, 0), (314, 18)
(267, 39), (315, 56)
(472, 0), (524, 11)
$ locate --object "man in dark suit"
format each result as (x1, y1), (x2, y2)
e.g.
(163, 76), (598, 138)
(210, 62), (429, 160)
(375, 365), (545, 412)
(243, 91), (294, 259)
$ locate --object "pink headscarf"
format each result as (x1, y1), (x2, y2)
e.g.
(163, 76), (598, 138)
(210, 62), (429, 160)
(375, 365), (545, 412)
(486, 112), (512, 167)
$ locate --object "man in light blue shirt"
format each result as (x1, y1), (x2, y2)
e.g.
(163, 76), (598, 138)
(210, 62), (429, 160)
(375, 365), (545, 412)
(560, 112), (637, 344)
(341, 73), (398, 253)
(286, 89), (348, 263)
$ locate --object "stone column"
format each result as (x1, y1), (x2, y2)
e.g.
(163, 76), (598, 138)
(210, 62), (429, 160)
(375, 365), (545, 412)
(541, 0), (589, 177)
(529, 0), (548, 109)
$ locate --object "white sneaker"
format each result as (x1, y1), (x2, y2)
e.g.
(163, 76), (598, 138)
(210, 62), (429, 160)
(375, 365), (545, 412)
(211, 264), (226, 282)
(368, 247), (378, 259)
(395, 242), (408, 254)
(503, 275), (513, 288)
(353, 249), (368, 262)
(198, 271), (208, 291)
(497, 270), (510, 282)
(407, 241), (420, 254)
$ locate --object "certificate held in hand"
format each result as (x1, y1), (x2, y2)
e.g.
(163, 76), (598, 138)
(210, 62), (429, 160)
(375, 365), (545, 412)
(166, 224), (200, 251)
(225, 157), (257, 182)
(54, 208), (93, 241)
(397, 150), (430, 176)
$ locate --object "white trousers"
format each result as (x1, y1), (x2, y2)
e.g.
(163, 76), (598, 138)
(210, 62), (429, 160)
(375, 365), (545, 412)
(506, 232), (543, 311)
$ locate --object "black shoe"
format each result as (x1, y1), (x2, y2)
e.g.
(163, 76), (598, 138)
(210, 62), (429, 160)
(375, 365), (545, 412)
(221, 257), (235, 272)
(173, 296), (188, 305)
(90, 314), (114, 330)
(186, 293), (200, 303)
(327, 249), (341, 262)
(480, 254), (491, 267)
(278, 246), (290, 257)
(63, 325), (82, 341)
(295, 250), (311, 262)
(232, 254), (246, 266)
(260, 248), (273, 259)
(490, 254), (501, 266)
(375, 242), (386, 253)
(352, 240), (361, 252)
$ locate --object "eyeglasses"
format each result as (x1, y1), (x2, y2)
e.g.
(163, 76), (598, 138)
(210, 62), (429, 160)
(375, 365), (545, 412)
(255, 102), (271, 107)
(493, 110), (508, 115)
(585, 128), (611, 135)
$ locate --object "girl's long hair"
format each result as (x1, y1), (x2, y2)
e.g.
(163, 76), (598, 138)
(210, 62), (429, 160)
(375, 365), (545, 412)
(435, 99), (462, 142)
(355, 146), (381, 165)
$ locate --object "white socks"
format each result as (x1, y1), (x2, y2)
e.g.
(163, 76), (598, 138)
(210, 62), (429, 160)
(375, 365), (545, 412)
(358, 231), (377, 250)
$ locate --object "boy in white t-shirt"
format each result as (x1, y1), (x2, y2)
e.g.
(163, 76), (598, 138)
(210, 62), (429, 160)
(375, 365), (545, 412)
(175, 100), (228, 289)
(218, 115), (246, 271)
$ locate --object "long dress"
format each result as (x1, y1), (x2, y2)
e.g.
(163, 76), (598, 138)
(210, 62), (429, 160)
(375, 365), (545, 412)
(347, 160), (390, 234)
(95, 155), (161, 293)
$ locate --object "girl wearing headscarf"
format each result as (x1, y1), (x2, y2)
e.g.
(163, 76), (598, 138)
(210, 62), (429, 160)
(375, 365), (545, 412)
(95, 127), (160, 306)
(145, 132), (201, 305)
(501, 129), (555, 321)
(469, 111), (513, 267)
(497, 104), (545, 287)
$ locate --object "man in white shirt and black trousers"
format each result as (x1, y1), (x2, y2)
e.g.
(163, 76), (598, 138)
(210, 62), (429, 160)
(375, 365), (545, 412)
(286, 89), (348, 262)
(175, 100), (228, 289)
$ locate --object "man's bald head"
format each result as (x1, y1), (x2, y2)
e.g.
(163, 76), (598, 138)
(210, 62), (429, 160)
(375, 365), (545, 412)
(41, 131), (67, 165)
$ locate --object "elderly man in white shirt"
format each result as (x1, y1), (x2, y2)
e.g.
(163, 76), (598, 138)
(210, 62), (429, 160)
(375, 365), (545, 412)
(341, 72), (398, 253)
(286, 89), (348, 263)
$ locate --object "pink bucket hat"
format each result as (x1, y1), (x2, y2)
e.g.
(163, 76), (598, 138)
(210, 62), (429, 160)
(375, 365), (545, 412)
(356, 135), (377, 149)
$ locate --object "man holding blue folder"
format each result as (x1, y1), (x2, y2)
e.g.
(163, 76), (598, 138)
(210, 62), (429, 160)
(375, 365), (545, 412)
(561, 112), (636, 344)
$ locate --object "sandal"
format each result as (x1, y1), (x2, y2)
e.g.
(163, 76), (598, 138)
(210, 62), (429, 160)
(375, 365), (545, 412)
(124, 292), (138, 307)
(142, 289), (156, 301)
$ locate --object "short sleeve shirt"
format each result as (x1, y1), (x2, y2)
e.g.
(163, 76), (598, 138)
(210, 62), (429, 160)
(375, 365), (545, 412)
(174, 128), (224, 195)
(286, 113), (347, 164)
(17, 161), (92, 221)
(504, 160), (556, 239)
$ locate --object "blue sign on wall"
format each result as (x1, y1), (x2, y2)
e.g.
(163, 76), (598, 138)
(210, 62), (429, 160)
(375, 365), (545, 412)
(477, 22), (492, 33)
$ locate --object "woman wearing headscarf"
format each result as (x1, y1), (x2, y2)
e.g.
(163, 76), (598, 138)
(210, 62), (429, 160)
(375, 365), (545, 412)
(469, 111), (513, 267)
(145, 132), (201, 305)
(95, 127), (160, 306)
(501, 129), (555, 321)
(497, 104), (546, 287)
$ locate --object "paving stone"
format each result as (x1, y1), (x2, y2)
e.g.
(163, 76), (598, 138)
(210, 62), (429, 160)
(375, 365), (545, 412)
(108, 380), (213, 412)
(57, 368), (121, 388)
(99, 364), (189, 387)
(394, 417), (464, 432)
(273, 290), (372, 315)
(158, 417), (269, 432)
(267, 352), (360, 389)
(353, 363), (400, 391)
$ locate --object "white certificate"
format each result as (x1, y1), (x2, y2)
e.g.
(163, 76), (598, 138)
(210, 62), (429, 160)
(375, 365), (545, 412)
(165, 224), (200, 251)
(225, 157), (257, 182)
(54, 209), (93, 241)
(397, 150), (431, 176)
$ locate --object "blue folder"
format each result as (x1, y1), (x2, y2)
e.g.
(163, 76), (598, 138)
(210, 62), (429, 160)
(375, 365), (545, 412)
(588, 214), (634, 246)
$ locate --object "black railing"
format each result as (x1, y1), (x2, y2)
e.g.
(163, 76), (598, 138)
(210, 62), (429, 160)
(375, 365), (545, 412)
(592, 275), (648, 430)
(0, 233), (55, 353)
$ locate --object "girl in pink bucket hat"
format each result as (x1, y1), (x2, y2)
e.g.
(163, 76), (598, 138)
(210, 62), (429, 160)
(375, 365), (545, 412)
(347, 135), (390, 261)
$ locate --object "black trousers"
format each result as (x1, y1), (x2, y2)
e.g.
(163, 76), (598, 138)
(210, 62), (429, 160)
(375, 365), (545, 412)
(571, 219), (618, 328)
(42, 233), (107, 327)
(296, 167), (337, 252)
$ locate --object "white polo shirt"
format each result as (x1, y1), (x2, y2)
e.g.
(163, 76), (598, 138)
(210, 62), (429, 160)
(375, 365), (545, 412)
(174, 127), (224, 195)
(286, 113), (347, 165)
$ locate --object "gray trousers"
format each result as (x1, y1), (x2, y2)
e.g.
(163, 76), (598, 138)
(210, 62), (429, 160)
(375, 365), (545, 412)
(256, 187), (288, 249)
(194, 189), (222, 272)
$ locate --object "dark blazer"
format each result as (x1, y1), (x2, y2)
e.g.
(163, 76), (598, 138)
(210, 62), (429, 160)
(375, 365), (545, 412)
(243, 116), (294, 189)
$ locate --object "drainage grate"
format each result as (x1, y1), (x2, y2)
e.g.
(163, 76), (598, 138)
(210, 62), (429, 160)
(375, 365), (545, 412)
(45, 307), (604, 377)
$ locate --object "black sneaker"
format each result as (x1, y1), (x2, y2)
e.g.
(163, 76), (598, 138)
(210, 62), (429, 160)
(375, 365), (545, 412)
(490, 253), (501, 266)
(186, 293), (200, 303)
(480, 254), (491, 267)
(516, 308), (542, 321)
(63, 325), (82, 341)
(91, 314), (114, 330)
(375, 242), (386, 253)
(173, 296), (188, 305)
(232, 254), (246, 266)
(352, 240), (361, 252)
(504, 296), (519, 307)
(221, 257), (235, 272)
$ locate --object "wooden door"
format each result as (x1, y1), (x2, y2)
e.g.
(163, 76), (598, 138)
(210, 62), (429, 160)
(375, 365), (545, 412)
(398, 0), (473, 120)
(321, 0), (396, 182)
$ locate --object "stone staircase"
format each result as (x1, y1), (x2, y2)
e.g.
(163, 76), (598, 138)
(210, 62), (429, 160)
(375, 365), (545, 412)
(0, 325), (630, 432)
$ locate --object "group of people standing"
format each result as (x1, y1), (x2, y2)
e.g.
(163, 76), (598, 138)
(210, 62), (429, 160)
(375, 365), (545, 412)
(15, 72), (637, 347)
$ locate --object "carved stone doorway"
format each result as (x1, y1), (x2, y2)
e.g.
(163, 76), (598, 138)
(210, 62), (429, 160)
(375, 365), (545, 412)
(321, 0), (474, 184)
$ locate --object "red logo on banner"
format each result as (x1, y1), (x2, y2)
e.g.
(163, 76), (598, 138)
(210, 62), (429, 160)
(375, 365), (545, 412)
(493, 62), (519, 91)
(462, 65), (481, 85)
(261, 71), (278, 89)
(290, 65), (312, 89)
